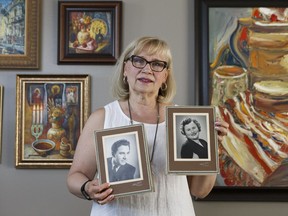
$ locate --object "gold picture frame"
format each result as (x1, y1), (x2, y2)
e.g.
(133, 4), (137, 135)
(0, 86), (3, 162)
(166, 106), (218, 174)
(15, 75), (90, 168)
(0, 0), (41, 69)
(94, 124), (154, 197)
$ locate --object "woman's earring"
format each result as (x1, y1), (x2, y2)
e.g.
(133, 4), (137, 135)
(123, 76), (128, 84)
(161, 82), (167, 91)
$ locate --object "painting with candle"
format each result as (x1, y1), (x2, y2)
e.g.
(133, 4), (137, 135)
(15, 75), (90, 168)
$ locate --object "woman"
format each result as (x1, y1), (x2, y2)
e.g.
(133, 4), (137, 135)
(180, 117), (208, 159)
(67, 36), (229, 216)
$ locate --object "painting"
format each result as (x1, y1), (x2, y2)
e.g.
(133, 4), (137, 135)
(94, 125), (154, 197)
(58, 1), (122, 64)
(0, 86), (3, 162)
(15, 75), (90, 168)
(166, 106), (218, 175)
(195, 0), (288, 201)
(0, 0), (40, 69)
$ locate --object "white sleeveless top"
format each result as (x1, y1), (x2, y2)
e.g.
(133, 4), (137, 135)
(90, 101), (195, 216)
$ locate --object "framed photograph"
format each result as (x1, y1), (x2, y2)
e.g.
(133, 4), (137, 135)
(15, 74), (90, 168)
(0, 0), (40, 69)
(166, 106), (218, 175)
(0, 86), (3, 162)
(58, 1), (122, 64)
(195, 0), (288, 201)
(94, 124), (153, 197)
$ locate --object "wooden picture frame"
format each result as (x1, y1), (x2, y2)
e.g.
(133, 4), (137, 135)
(94, 124), (154, 197)
(15, 75), (90, 168)
(57, 1), (122, 64)
(195, 0), (288, 201)
(0, 86), (3, 162)
(0, 0), (40, 69)
(166, 106), (218, 175)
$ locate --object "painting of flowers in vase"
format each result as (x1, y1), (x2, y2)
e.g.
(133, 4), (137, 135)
(68, 11), (112, 54)
(58, 2), (122, 64)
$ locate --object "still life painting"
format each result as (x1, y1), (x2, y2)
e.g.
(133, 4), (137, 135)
(58, 1), (122, 64)
(68, 11), (111, 55)
(15, 75), (90, 168)
(196, 0), (288, 200)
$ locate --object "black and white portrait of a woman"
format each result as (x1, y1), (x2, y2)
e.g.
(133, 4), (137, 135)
(175, 114), (210, 160)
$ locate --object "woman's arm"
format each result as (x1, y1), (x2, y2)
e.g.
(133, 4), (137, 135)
(188, 119), (229, 198)
(187, 175), (217, 198)
(67, 108), (114, 204)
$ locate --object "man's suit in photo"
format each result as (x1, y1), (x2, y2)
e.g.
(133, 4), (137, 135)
(107, 157), (136, 182)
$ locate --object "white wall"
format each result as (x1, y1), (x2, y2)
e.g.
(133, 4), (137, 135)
(0, 0), (287, 215)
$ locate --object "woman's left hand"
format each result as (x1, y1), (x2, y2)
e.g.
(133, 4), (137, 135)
(215, 118), (229, 142)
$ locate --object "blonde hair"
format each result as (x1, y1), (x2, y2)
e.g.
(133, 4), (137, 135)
(111, 36), (176, 103)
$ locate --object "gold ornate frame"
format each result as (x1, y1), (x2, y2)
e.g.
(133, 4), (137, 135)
(0, 0), (40, 69)
(15, 75), (90, 168)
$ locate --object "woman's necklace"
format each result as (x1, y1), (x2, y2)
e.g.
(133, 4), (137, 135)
(127, 99), (159, 162)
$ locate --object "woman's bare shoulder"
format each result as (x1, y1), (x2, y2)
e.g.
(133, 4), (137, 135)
(84, 107), (105, 130)
(91, 107), (105, 117)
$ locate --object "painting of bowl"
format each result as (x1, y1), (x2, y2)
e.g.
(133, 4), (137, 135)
(32, 139), (55, 157)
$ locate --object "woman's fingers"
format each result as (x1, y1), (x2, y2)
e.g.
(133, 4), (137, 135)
(215, 119), (229, 141)
(89, 181), (115, 205)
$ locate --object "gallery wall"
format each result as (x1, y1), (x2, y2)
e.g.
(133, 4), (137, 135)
(0, 0), (287, 215)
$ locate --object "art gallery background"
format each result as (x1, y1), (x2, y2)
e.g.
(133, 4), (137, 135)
(0, 0), (288, 215)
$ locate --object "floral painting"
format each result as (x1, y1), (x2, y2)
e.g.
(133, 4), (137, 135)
(58, 1), (121, 64)
(68, 11), (112, 54)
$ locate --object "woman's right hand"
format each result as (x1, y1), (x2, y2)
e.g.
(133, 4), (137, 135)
(86, 179), (115, 205)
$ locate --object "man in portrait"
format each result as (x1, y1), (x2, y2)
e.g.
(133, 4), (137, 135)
(180, 117), (208, 159)
(107, 139), (136, 182)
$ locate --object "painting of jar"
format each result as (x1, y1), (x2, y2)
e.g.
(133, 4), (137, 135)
(24, 82), (81, 160)
(209, 7), (288, 187)
(69, 11), (111, 54)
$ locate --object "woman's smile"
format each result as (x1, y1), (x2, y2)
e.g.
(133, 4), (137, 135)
(137, 77), (153, 83)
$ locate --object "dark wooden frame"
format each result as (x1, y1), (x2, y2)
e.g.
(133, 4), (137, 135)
(195, 0), (288, 201)
(57, 1), (122, 64)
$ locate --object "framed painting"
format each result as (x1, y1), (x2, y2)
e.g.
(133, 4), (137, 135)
(195, 0), (288, 201)
(94, 124), (154, 197)
(166, 106), (218, 175)
(15, 74), (90, 168)
(0, 0), (40, 69)
(57, 1), (122, 64)
(0, 86), (3, 162)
